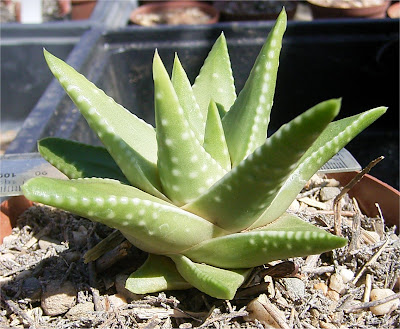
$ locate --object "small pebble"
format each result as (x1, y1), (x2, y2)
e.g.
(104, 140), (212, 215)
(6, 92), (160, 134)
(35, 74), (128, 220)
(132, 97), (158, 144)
(72, 231), (87, 248)
(362, 231), (380, 244)
(0, 253), (16, 262)
(370, 288), (399, 315)
(326, 289), (340, 301)
(329, 273), (346, 294)
(338, 267), (354, 284)
(41, 281), (77, 316)
(281, 277), (305, 300)
(314, 282), (328, 295)
(319, 186), (341, 201)
(65, 302), (94, 320)
(320, 320), (338, 329)
(243, 294), (285, 328)
(106, 294), (127, 309)
(38, 237), (60, 250)
(288, 199), (300, 212)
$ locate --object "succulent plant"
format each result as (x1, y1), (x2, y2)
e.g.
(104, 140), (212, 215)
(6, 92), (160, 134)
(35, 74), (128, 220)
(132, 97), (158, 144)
(22, 9), (386, 300)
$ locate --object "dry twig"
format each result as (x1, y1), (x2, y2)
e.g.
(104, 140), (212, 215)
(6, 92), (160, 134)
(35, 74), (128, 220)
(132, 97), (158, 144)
(334, 156), (384, 236)
(345, 292), (400, 313)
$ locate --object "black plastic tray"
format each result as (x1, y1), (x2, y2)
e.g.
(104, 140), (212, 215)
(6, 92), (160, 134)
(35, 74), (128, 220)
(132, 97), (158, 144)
(6, 18), (399, 188)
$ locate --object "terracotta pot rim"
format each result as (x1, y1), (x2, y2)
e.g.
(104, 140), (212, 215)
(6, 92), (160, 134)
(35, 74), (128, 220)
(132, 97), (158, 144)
(387, 2), (400, 18)
(307, 0), (390, 18)
(130, 1), (220, 26)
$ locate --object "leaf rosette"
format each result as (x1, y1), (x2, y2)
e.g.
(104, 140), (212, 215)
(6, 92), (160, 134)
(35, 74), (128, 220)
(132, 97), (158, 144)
(22, 9), (386, 299)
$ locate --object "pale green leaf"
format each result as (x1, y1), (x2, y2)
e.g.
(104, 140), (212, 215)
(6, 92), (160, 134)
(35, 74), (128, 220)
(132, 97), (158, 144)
(153, 51), (227, 206)
(44, 50), (165, 200)
(250, 106), (387, 229)
(222, 9), (287, 167)
(172, 54), (205, 143)
(192, 33), (236, 119)
(170, 255), (250, 300)
(203, 100), (231, 171)
(38, 137), (128, 183)
(22, 177), (227, 254)
(184, 99), (340, 232)
(126, 254), (191, 294)
(184, 213), (347, 268)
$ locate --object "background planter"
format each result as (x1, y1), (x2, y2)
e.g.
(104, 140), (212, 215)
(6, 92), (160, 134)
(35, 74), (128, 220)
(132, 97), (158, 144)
(329, 172), (400, 229)
(0, 25), (88, 153)
(5, 18), (399, 189)
(307, 0), (390, 19)
(71, 0), (98, 20)
(130, 1), (219, 26)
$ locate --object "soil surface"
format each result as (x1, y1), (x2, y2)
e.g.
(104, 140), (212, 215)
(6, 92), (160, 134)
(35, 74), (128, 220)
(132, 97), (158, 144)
(1, 174), (399, 328)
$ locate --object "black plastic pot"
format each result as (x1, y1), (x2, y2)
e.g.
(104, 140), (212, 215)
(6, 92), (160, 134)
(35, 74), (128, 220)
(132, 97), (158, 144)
(6, 18), (399, 188)
(1, 25), (88, 141)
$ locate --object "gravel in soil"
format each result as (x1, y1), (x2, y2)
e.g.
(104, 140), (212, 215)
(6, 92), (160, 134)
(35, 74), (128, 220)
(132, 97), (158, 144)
(0, 174), (399, 328)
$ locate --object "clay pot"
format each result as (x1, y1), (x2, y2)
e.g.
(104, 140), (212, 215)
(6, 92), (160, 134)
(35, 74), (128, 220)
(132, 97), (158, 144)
(71, 0), (97, 20)
(387, 2), (400, 18)
(328, 172), (400, 229)
(213, 1), (297, 22)
(130, 1), (219, 26)
(0, 196), (33, 244)
(307, 0), (390, 19)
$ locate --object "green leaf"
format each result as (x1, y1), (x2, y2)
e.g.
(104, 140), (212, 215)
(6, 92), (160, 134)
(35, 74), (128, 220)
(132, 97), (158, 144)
(153, 51), (227, 206)
(172, 54), (205, 143)
(250, 106), (387, 229)
(184, 99), (341, 232)
(184, 213), (347, 268)
(44, 49), (165, 200)
(38, 137), (128, 183)
(22, 177), (227, 254)
(126, 254), (191, 294)
(222, 9), (287, 167)
(192, 33), (236, 119)
(170, 255), (250, 300)
(203, 100), (231, 171)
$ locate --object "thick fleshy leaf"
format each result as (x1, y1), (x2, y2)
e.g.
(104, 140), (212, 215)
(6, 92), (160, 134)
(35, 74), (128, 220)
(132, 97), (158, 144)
(44, 50), (165, 200)
(192, 33), (236, 118)
(170, 255), (250, 300)
(38, 137), (128, 183)
(153, 51), (227, 206)
(184, 99), (341, 232)
(22, 177), (227, 254)
(126, 254), (191, 294)
(203, 100), (231, 171)
(184, 213), (347, 268)
(249, 106), (387, 229)
(222, 9), (287, 167)
(172, 54), (205, 143)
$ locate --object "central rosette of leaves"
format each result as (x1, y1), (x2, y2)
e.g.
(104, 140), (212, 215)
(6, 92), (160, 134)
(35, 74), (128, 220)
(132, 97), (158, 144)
(22, 9), (385, 299)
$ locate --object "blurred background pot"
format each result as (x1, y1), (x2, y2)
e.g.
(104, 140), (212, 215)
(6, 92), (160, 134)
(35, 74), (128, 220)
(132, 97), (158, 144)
(328, 172), (400, 229)
(308, 0), (390, 19)
(0, 196), (33, 244)
(213, 0), (297, 21)
(387, 1), (400, 18)
(71, 0), (97, 20)
(130, 1), (219, 26)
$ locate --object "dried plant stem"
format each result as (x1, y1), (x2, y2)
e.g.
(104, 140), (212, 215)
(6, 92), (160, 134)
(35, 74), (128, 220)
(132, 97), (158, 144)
(260, 295), (291, 329)
(352, 239), (390, 285)
(349, 198), (362, 251)
(199, 307), (248, 328)
(1, 293), (34, 327)
(345, 292), (400, 313)
(84, 229), (126, 263)
(334, 156), (384, 236)
(363, 273), (373, 302)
